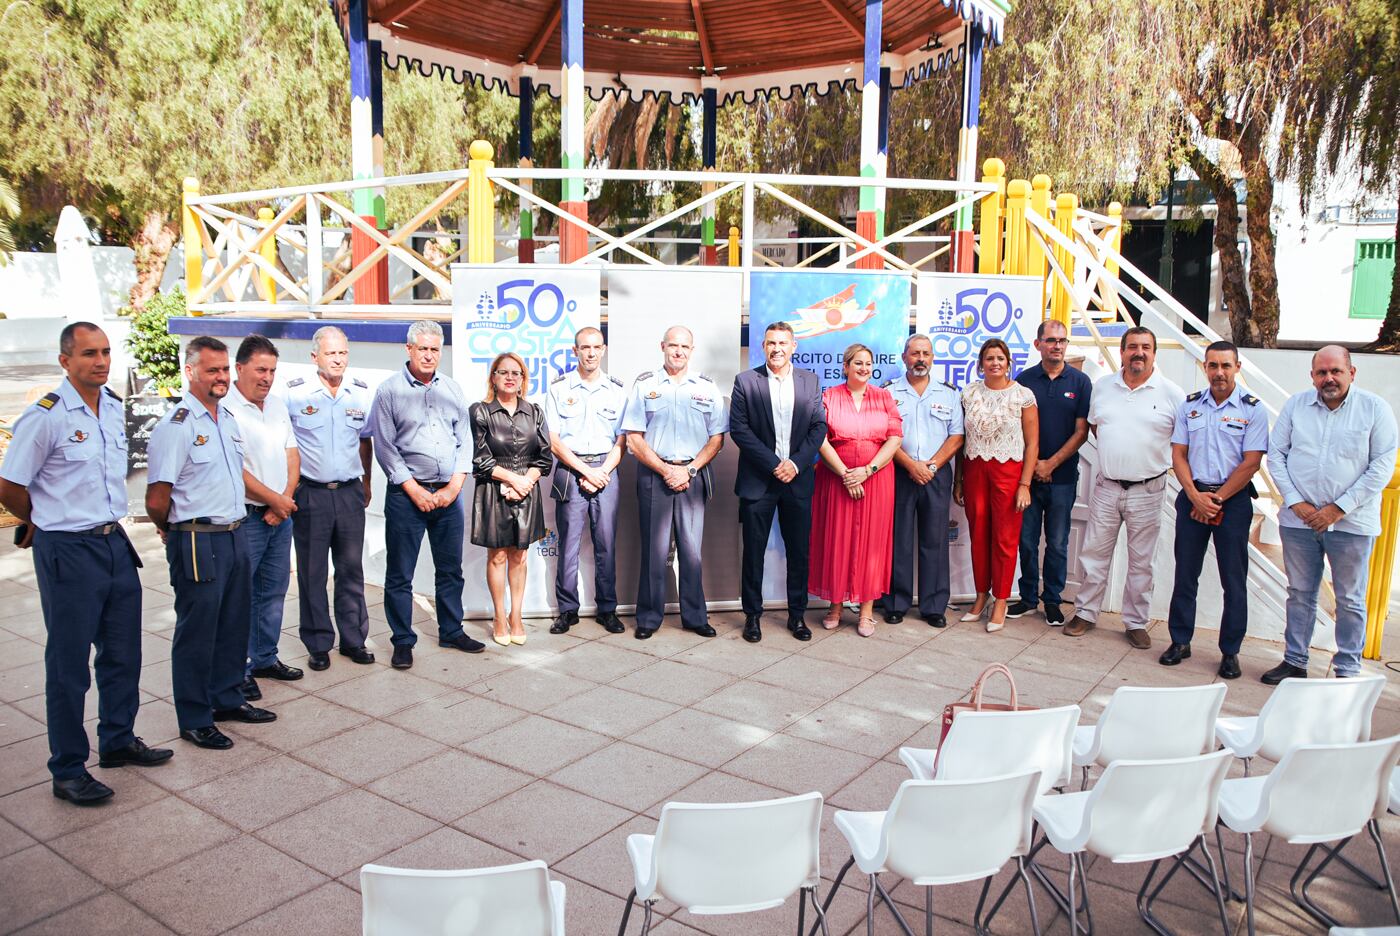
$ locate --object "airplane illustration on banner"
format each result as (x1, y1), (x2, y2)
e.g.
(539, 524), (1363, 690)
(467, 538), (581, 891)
(784, 284), (877, 339)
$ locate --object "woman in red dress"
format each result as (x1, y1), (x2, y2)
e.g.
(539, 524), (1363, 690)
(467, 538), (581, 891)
(809, 343), (904, 637)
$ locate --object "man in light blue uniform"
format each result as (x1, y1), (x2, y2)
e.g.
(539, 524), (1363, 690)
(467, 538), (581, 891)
(622, 325), (727, 639)
(371, 320), (485, 669)
(1263, 344), (1398, 683)
(147, 336), (277, 751)
(880, 335), (965, 628)
(0, 323), (173, 805)
(285, 326), (376, 671)
(544, 326), (627, 636)
(1161, 341), (1269, 679)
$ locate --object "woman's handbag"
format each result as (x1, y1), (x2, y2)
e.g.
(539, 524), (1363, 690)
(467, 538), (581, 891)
(937, 663), (1035, 749)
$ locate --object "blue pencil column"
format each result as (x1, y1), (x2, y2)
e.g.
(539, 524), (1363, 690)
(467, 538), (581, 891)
(518, 70), (536, 264)
(855, 0), (884, 269)
(953, 23), (985, 273)
(559, 0), (588, 263)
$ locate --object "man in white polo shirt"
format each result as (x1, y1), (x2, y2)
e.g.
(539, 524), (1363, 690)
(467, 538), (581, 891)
(1064, 326), (1185, 648)
(226, 334), (303, 700)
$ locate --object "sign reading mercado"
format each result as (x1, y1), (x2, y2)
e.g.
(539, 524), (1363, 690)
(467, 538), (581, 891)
(748, 270), (912, 389)
(914, 273), (1042, 388)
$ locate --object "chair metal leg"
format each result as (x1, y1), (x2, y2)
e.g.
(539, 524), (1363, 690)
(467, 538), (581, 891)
(808, 857), (854, 936)
(639, 901), (655, 936)
(1076, 854), (1095, 936)
(618, 888), (637, 936)
(807, 886), (832, 936)
(1080, 765), (1091, 791)
(798, 883), (806, 936)
(873, 876), (917, 936)
(1242, 756), (1252, 778)
(866, 874), (876, 936)
(1214, 823), (1245, 902)
(1367, 818), (1400, 924)
(1242, 833), (1256, 936)
(926, 885), (935, 936)
(1067, 853), (1082, 936)
(1290, 841), (1344, 929)
(1138, 836), (1232, 936)
(1199, 832), (1233, 936)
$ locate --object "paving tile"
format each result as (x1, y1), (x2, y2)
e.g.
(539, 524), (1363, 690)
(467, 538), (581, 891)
(539, 641), (656, 683)
(723, 733), (876, 798)
(881, 644), (1007, 693)
(541, 684), (681, 739)
(385, 689), (527, 746)
(0, 812), (35, 859)
(827, 758), (913, 812)
(553, 814), (661, 900)
(257, 788), (440, 878)
(628, 708), (773, 769)
(0, 700), (46, 747)
(240, 693), (370, 752)
(693, 680), (825, 732)
(368, 749), (533, 824)
(800, 630), (914, 671)
(747, 653), (873, 698)
(352, 826), (523, 885)
(458, 780), (632, 864)
(668, 637), (794, 678)
(295, 719), (446, 785)
(49, 795), (239, 886)
(13, 891), (174, 936)
(0, 636), (45, 671)
(610, 659), (737, 706)
(642, 770), (790, 820)
(183, 754), (349, 831)
(836, 673), (964, 724)
(0, 844), (103, 932)
(0, 660), (45, 703)
(552, 872), (646, 936)
(141, 735), (281, 793)
(552, 741), (710, 812)
(464, 714), (612, 776)
(224, 881), (362, 936)
(123, 834), (328, 936)
(784, 700), (925, 759)
(0, 767), (168, 842)
(0, 734), (58, 796)
(316, 667), (450, 717)
(471, 665), (600, 712)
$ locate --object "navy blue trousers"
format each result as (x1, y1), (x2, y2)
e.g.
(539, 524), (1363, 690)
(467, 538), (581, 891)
(33, 529), (143, 780)
(166, 528), (251, 730)
(1167, 489), (1252, 654)
(636, 466), (708, 631)
(383, 486), (465, 647)
(552, 466), (620, 614)
(883, 468), (954, 617)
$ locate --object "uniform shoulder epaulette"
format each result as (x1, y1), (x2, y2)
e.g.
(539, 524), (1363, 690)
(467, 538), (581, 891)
(697, 373), (714, 383)
(881, 378), (895, 388)
(1186, 390), (1205, 402)
(942, 381), (957, 391)
(103, 386), (121, 399)
(353, 378), (368, 389)
(171, 407), (189, 424)
(550, 373), (567, 385)
(1242, 393), (1260, 406)
(34, 392), (60, 410)
(634, 371), (653, 382)
(286, 377), (305, 388)
(608, 374), (624, 387)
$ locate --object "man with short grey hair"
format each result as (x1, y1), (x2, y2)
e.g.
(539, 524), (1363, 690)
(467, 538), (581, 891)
(286, 325), (377, 671)
(371, 319), (484, 669)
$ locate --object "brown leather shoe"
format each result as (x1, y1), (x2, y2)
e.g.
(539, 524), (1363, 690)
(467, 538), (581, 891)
(1125, 629), (1152, 650)
(1063, 615), (1094, 637)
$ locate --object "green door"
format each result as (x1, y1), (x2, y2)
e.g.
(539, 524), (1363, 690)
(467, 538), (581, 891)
(1351, 239), (1396, 319)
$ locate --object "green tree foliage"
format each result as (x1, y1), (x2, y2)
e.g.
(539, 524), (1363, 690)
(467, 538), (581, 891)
(0, 177), (17, 265)
(124, 286), (185, 389)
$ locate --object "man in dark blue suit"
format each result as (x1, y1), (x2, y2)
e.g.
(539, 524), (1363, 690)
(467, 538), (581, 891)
(729, 321), (827, 643)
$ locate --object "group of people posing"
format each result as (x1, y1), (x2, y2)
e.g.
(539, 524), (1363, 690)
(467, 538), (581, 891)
(0, 315), (1394, 809)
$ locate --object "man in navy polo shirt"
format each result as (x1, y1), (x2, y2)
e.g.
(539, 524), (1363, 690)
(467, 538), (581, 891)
(1008, 319), (1092, 625)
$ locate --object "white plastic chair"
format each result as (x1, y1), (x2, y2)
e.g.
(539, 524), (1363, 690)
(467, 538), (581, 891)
(1331, 928), (1400, 935)
(618, 792), (829, 936)
(1031, 750), (1234, 936)
(1389, 766), (1400, 815)
(1073, 684), (1226, 789)
(1215, 674), (1384, 774)
(899, 704), (1080, 795)
(825, 771), (1042, 936)
(360, 859), (566, 936)
(1217, 736), (1400, 936)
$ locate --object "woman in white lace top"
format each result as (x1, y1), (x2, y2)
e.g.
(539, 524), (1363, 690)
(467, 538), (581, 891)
(954, 338), (1039, 631)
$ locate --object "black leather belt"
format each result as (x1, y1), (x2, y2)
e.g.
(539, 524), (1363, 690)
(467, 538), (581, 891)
(388, 480), (448, 493)
(171, 520), (242, 533)
(1105, 470), (1167, 489)
(575, 453), (608, 466)
(662, 458), (695, 466)
(71, 523), (121, 536)
(1195, 482), (1225, 493)
(246, 504), (270, 514)
(300, 478), (358, 489)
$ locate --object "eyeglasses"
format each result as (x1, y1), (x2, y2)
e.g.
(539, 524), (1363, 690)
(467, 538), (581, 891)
(494, 369), (524, 378)
(1041, 337), (1070, 346)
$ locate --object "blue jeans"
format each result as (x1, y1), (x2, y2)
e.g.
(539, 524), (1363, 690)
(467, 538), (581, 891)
(1017, 481), (1077, 607)
(1280, 526), (1374, 677)
(384, 486), (466, 648)
(241, 509), (293, 672)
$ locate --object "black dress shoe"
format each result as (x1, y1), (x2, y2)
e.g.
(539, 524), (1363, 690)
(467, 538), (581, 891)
(685, 623), (717, 638)
(213, 703), (278, 724)
(1006, 601), (1037, 619)
(1261, 661), (1308, 685)
(240, 676), (262, 701)
(307, 652), (331, 671)
(391, 645), (413, 669)
(1218, 654), (1242, 680)
(550, 611), (579, 634)
(742, 614), (762, 643)
(634, 628), (656, 640)
(98, 737), (174, 769)
(250, 660), (304, 681)
(338, 645), (374, 665)
(180, 726), (234, 750)
(883, 610), (905, 624)
(597, 612), (626, 634)
(1159, 643), (1192, 666)
(440, 633), (486, 654)
(926, 613), (948, 628)
(788, 616), (812, 641)
(53, 772), (114, 805)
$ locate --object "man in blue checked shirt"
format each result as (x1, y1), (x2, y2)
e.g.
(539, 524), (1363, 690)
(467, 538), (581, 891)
(1160, 340), (1269, 679)
(1262, 345), (1398, 683)
(371, 320), (486, 670)
(0, 323), (173, 805)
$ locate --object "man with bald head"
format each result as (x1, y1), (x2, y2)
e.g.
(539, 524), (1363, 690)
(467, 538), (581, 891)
(1264, 345), (1397, 683)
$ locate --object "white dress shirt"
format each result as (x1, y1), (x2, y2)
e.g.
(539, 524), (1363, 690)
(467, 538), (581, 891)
(225, 383), (297, 505)
(767, 365), (795, 460)
(1088, 368), (1185, 482)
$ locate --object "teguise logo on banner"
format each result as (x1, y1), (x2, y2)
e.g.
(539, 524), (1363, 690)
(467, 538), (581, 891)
(461, 277), (586, 396)
(917, 274), (1040, 389)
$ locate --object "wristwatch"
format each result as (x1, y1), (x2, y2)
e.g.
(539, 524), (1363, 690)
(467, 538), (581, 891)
(687, 466), (698, 478)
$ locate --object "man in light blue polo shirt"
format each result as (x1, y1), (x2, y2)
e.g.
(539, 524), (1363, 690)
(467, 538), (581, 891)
(1263, 345), (1398, 683)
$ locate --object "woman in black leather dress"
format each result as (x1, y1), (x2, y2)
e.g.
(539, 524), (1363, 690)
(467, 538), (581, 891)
(470, 352), (553, 646)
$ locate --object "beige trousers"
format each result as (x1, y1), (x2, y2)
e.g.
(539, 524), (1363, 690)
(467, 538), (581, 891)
(1074, 473), (1169, 630)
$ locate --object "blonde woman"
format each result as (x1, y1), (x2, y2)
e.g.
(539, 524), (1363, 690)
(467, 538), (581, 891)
(469, 352), (553, 646)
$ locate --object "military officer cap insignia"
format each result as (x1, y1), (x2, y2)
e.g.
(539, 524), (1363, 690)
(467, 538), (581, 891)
(287, 377), (305, 388)
(353, 378), (369, 389)
(193, 434), (209, 446)
(1186, 390), (1205, 402)
(171, 407), (189, 423)
(35, 392), (60, 410)
(68, 429), (88, 443)
(609, 374), (623, 387)
(551, 373), (567, 385)
(635, 371), (653, 382)
(1242, 393), (1260, 406)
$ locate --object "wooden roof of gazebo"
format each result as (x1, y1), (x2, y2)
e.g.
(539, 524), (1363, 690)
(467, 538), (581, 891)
(363, 0), (1009, 102)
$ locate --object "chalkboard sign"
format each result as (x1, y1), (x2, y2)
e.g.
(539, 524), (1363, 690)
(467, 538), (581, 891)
(125, 394), (180, 474)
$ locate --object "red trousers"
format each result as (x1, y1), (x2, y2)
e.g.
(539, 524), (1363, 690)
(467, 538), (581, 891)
(963, 457), (1024, 599)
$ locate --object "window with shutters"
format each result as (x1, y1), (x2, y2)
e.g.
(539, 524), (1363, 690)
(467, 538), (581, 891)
(1350, 239), (1395, 319)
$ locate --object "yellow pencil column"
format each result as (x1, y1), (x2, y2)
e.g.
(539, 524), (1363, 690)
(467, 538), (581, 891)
(182, 177), (202, 299)
(1364, 452), (1400, 660)
(257, 207), (277, 305)
(728, 226), (740, 267)
(978, 158), (1005, 275)
(467, 140), (496, 265)
(1003, 179), (1029, 277)
(1050, 192), (1078, 327)
(1029, 175), (1051, 313)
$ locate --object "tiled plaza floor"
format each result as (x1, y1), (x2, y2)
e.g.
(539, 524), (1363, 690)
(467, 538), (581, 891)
(3, 522), (1400, 935)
